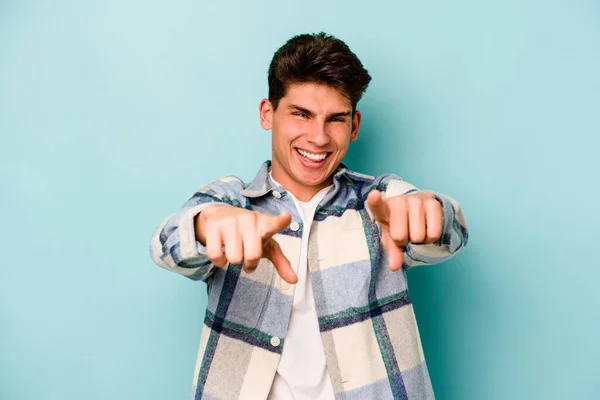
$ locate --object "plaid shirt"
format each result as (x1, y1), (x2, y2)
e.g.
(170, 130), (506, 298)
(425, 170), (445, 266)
(149, 161), (468, 400)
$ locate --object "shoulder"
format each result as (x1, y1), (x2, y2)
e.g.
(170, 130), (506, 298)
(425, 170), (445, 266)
(192, 175), (247, 206)
(345, 169), (418, 198)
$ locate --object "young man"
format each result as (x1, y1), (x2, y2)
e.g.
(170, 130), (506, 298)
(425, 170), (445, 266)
(149, 32), (468, 400)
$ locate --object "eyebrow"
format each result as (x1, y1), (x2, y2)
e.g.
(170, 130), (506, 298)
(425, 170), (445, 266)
(288, 104), (352, 119)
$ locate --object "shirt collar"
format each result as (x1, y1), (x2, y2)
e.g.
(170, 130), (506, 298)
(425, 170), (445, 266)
(240, 160), (373, 199)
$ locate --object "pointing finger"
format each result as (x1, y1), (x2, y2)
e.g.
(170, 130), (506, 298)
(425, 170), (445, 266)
(260, 212), (292, 239)
(383, 230), (404, 272)
(264, 238), (297, 284)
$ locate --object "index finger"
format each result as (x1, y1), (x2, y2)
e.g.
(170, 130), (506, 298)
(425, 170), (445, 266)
(260, 212), (292, 239)
(264, 238), (298, 284)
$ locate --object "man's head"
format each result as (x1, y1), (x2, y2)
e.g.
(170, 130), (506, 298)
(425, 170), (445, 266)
(259, 33), (372, 201)
(267, 32), (372, 112)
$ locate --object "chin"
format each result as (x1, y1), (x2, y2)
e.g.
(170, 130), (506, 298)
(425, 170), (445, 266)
(298, 173), (330, 186)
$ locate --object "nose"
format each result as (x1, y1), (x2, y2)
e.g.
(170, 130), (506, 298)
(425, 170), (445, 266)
(306, 121), (330, 147)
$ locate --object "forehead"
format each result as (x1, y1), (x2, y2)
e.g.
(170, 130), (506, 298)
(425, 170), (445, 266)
(280, 82), (352, 111)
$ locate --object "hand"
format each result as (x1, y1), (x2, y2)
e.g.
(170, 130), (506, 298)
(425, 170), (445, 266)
(367, 190), (443, 271)
(195, 205), (298, 284)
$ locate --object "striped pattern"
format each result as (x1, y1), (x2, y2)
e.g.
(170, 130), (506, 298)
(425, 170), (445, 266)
(149, 161), (468, 400)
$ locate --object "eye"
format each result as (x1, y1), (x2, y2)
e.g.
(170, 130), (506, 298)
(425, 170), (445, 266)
(293, 112), (308, 118)
(330, 117), (345, 122)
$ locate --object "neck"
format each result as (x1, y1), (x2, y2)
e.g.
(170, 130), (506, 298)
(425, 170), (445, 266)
(271, 166), (334, 202)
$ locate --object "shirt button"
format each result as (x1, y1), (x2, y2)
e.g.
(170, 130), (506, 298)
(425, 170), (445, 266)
(281, 282), (290, 290)
(272, 190), (282, 199)
(290, 221), (300, 231)
(270, 336), (281, 347)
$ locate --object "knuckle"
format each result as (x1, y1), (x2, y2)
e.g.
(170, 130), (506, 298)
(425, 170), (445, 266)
(428, 227), (443, 241)
(407, 195), (423, 208)
(424, 236), (437, 244)
(425, 197), (441, 209)
(389, 229), (407, 243)
(412, 232), (426, 244)
(425, 235), (438, 244)
(229, 214), (243, 226)
(221, 218), (237, 233)
(394, 238), (409, 247)
(238, 212), (256, 227)
(227, 255), (243, 264)
(207, 249), (220, 260)
(393, 199), (408, 213)
(205, 244), (222, 260)
(209, 255), (225, 267)
(386, 195), (399, 206)
(245, 249), (262, 262)
(397, 195), (409, 205)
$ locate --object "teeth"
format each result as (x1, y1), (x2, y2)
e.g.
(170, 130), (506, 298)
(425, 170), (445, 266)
(298, 149), (327, 161)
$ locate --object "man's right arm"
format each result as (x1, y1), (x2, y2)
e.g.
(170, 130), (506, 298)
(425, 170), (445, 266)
(148, 177), (246, 282)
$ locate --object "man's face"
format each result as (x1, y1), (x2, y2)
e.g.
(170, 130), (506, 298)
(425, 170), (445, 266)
(260, 82), (361, 201)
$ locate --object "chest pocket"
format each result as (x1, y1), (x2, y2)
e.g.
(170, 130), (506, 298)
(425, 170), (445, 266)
(327, 226), (402, 313)
(205, 258), (275, 333)
(339, 228), (411, 313)
(337, 228), (375, 310)
(313, 209), (377, 311)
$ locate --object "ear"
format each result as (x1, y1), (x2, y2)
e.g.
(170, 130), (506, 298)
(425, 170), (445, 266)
(350, 110), (362, 142)
(259, 99), (273, 130)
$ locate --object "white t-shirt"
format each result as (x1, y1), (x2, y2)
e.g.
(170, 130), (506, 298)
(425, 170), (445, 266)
(267, 176), (335, 400)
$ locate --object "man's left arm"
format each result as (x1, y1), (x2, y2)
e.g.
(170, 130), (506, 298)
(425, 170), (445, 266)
(367, 178), (469, 271)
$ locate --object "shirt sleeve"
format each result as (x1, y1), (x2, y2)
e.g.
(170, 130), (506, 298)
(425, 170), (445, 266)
(369, 174), (469, 270)
(148, 176), (246, 282)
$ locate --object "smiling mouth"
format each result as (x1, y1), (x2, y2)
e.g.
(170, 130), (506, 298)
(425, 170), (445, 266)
(296, 148), (331, 162)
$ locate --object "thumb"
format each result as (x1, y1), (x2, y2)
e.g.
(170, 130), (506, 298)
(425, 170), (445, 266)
(264, 238), (298, 284)
(367, 190), (390, 226)
(260, 212), (292, 239)
(382, 230), (404, 272)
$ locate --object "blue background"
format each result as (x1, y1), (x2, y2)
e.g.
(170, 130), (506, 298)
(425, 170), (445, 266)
(1, 1), (599, 399)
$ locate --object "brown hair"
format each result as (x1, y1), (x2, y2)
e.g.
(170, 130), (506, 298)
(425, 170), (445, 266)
(268, 32), (372, 112)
